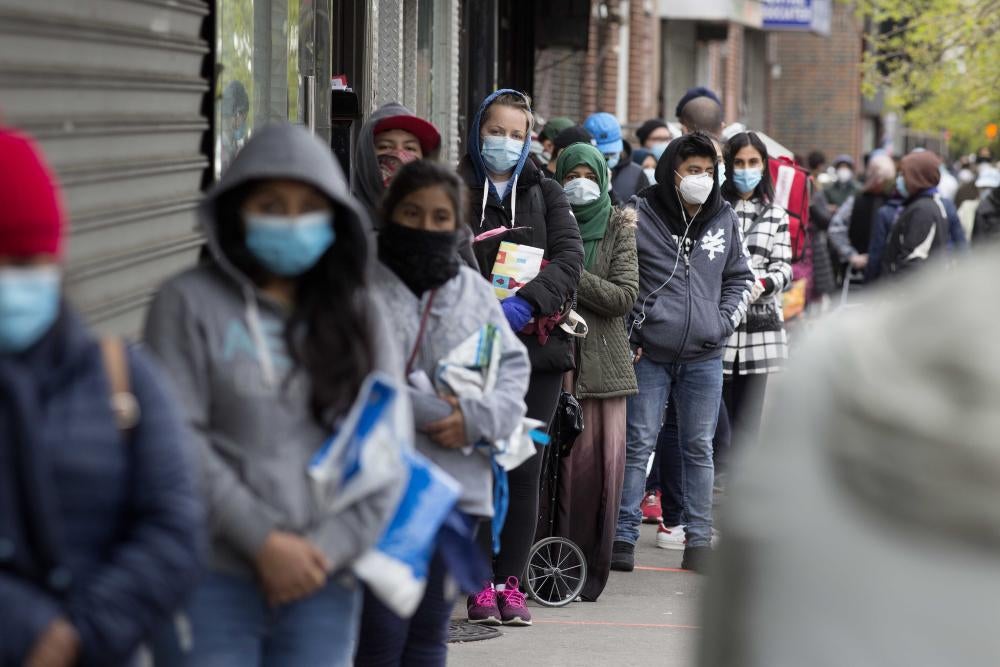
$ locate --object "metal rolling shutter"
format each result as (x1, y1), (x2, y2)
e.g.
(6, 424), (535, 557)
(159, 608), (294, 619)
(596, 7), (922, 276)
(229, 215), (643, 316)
(0, 0), (212, 337)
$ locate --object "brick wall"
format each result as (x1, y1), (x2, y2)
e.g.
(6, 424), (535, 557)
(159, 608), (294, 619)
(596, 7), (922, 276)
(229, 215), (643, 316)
(533, 0), (660, 129)
(723, 22), (744, 126)
(533, 47), (586, 121)
(766, 1), (863, 162)
(627, 0), (658, 123)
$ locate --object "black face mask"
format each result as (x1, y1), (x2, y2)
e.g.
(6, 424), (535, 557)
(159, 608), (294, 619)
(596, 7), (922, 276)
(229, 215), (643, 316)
(378, 223), (461, 295)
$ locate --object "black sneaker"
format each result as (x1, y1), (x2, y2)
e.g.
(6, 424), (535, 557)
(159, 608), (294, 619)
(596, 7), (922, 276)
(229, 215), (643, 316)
(610, 540), (635, 572)
(681, 545), (712, 574)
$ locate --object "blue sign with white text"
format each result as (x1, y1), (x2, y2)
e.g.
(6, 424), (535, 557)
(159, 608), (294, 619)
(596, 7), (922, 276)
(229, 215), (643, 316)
(762, 0), (831, 36)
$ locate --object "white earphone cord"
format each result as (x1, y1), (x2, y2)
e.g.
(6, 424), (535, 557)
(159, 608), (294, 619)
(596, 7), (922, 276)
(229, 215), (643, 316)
(628, 191), (702, 341)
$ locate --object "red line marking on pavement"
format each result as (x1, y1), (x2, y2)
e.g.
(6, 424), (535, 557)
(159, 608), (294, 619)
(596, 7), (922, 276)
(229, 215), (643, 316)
(534, 620), (699, 630)
(633, 565), (691, 573)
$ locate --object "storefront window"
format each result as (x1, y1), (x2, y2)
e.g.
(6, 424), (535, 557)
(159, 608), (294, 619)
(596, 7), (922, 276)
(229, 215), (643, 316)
(216, 0), (331, 177)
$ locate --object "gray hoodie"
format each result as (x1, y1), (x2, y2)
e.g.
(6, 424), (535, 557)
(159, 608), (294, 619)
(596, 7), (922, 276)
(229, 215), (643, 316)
(352, 102), (436, 219)
(371, 263), (531, 517)
(352, 102), (478, 267)
(144, 123), (404, 576)
(700, 252), (1000, 666)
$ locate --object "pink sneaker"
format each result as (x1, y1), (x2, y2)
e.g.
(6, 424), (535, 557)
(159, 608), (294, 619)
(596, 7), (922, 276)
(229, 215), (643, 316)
(641, 491), (662, 524)
(497, 576), (532, 626)
(467, 582), (502, 625)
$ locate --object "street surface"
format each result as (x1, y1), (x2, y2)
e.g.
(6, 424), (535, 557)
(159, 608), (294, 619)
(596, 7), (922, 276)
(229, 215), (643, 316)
(449, 523), (703, 666)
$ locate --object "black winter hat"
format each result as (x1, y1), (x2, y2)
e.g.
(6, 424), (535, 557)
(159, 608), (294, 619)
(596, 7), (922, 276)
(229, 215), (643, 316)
(636, 119), (669, 146)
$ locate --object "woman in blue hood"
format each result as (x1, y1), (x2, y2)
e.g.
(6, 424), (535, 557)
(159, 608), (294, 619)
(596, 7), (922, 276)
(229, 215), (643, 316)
(457, 90), (584, 626)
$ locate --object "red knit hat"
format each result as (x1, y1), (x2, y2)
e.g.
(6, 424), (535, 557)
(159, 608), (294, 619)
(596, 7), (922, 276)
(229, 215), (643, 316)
(0, 128), (65, 258)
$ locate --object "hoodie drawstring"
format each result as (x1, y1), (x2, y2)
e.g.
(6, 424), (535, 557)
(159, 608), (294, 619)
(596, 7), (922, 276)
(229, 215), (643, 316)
(479, 173), (521, 229)
(243, 286), (277, 388)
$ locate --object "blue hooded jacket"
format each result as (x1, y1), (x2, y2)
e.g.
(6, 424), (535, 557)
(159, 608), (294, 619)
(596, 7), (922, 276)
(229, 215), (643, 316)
(467, 89), (534, 202)
(458, 90), (584, 373)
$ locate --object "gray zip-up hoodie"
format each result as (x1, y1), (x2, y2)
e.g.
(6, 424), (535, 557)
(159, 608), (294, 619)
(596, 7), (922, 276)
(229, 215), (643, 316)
(144, 123), (404, 576)
(371, 263), (531, 517)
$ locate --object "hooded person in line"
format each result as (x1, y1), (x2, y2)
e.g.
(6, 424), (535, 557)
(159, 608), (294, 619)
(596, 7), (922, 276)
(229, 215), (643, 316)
(611, 131), (753, 575)
(0, 128), (203, 666)
(700, 251), (1000, 666)
(145, 123), (405, 665)
(352, 102), (477, 267)
(881, 150), (950, 277)
(457, 89), (584, 627)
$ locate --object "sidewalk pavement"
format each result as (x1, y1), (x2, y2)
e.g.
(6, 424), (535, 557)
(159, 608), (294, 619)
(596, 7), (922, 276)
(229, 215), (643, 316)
(448, 522), (704, 667)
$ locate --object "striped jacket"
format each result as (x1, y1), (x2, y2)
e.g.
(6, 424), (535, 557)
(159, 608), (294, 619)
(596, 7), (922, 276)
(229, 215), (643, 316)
(724, 198), (793, 375)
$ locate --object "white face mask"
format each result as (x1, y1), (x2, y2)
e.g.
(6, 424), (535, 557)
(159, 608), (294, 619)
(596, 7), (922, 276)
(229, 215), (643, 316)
(836, 167), (854, 183)
(563, 177), (602, 206)
(643, 167), (657, 184)
(675, 171), (714, 205)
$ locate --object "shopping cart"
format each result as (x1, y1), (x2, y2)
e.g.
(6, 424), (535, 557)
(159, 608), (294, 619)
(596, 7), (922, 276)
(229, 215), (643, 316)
(522, 392), (587, 608)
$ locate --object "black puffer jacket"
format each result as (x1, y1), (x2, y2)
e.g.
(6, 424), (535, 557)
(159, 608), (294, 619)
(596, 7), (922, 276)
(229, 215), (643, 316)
(882, 191), (949, 276)
(458, 156), (584, 372)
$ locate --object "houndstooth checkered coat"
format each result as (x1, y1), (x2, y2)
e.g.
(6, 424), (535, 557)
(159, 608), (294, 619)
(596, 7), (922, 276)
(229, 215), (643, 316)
(724, 198), (792, 376)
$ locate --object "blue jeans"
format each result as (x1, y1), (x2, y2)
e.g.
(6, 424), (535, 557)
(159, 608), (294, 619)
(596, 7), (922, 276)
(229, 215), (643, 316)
(151, 571), (361, 666)
(616, 356), (723, 547)
(355, 550), (453, 666)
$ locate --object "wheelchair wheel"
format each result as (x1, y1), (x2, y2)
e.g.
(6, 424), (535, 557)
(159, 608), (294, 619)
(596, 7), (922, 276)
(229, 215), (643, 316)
(524, 537), (588, 607)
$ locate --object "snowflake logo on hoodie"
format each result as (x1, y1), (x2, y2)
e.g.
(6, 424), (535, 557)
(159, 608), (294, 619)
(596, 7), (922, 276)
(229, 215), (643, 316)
(701, 228), (726, 261)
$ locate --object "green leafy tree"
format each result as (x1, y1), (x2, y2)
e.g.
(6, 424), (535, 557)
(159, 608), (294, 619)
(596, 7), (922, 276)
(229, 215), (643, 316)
(856, 0), (1000, 154)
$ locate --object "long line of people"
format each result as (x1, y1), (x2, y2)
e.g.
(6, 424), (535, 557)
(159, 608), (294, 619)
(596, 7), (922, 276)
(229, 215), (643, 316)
(2, 82), (990, 666)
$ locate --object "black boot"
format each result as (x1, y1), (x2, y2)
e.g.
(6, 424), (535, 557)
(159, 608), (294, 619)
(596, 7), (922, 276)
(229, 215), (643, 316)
(681, 545), (712, 574)
(610, 540), (635, 572)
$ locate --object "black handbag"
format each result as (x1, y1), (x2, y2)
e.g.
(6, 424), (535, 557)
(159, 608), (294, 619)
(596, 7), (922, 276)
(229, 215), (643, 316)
(550, 390), (585, 457)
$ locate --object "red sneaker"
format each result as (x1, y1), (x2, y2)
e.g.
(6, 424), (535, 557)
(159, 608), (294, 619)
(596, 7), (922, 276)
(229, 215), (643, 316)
(641, 491), (662, 524)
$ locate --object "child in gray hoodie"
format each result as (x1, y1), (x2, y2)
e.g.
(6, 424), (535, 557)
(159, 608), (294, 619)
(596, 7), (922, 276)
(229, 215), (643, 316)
(356, 160), (530, 665)
(144, 123), (403, 666)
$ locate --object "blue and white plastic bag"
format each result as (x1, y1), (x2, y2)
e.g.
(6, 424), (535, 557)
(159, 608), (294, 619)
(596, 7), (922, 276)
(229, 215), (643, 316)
(353, 449), (462, 617)
(307, 373), (409, 514)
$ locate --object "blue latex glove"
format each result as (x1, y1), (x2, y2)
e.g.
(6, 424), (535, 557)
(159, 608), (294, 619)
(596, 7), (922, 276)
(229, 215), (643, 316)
(501, 295), (533, 332)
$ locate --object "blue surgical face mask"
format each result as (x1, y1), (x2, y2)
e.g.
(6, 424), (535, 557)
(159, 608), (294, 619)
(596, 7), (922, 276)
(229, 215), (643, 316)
(0, 267), (61, 354)
(651, 142), (669, 161)
(733, 168), (763, 194)
(896, 174), (909, 198)
(606, 154), (620, 170)
(481, 135), (524, 174)
(245, 211), (335, 277)
(563, 178), (602, 206)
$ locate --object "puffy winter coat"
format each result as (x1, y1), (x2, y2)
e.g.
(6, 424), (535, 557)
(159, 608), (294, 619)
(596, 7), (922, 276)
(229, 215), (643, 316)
(574, 208), (639, 399)
(458, 156), (584, 373)
(0, 309), (202, 666)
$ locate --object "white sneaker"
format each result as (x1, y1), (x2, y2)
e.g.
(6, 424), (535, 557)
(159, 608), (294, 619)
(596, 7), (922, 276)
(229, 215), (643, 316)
(655, 523), (686, 550)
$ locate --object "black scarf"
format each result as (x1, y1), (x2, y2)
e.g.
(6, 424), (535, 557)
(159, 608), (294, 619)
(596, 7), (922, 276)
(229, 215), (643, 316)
(378, 223), (462, 295)
(848, 191), (885, 255)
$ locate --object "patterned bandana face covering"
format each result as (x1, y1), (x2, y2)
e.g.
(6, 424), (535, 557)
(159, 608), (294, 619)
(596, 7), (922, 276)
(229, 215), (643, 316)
(378, 150), (419, 187)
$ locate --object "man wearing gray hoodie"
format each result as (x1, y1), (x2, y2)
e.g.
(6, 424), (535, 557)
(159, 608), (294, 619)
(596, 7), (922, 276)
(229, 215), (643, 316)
(145, 123), (404, 665)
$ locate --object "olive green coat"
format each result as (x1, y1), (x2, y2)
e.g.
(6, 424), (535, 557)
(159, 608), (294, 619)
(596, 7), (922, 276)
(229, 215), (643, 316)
(574, 207), (639, 399)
